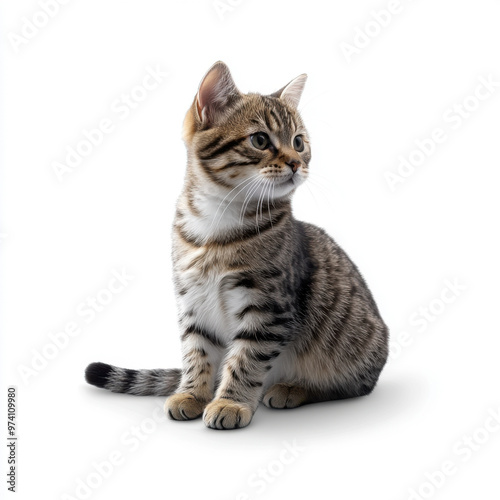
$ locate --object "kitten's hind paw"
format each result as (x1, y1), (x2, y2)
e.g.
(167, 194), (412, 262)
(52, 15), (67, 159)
(203, 398), (253, 430)
(263, 384), (307, 409)
(165, 393), (205, 421)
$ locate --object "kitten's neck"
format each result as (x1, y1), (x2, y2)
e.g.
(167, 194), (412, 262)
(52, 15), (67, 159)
(174, 179), (291, 245)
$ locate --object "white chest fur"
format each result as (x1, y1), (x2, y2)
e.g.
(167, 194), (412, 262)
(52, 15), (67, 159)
(175, 250), (255, 345)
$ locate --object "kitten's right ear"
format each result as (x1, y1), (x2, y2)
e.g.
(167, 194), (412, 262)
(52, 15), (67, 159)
(195, 61), (241, 127)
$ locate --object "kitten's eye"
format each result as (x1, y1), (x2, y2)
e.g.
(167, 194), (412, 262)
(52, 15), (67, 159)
(293, 135), (305, 152)
(251, 132), (270, 150)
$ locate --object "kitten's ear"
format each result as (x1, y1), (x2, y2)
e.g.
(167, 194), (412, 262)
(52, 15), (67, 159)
(195, 61), (241, 127)
(271, 74), (307, 108)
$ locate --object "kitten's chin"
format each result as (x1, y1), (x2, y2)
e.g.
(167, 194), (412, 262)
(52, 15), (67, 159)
(271, 175), (306, 198)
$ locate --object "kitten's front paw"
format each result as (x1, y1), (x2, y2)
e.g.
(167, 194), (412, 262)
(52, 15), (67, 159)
(203, 398), (253, 430)
(164, 393), (206, 421)
(263, 384), (307, 409)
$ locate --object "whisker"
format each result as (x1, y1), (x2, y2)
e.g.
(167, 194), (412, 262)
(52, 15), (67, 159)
(267, 179), (274, 228)
(262, 180), (270, 221)
(304, 183), (319, 205)
(256, 179), (268, 225)
(304, 175), (331, 201)
(211, 175), (260, 235)
(238, 178), (260, 224)
(241, 183), (258, 226)
(209, 174), (259, 232)
(255, 183), (262, 226)
(256, 180), (267, 233)
(240, 178), (263, 224)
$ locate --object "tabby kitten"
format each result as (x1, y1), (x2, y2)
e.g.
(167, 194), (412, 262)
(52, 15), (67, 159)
(86, 62), (389, 430)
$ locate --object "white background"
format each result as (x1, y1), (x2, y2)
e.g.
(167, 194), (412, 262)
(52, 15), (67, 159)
(1, 1), (499, 499)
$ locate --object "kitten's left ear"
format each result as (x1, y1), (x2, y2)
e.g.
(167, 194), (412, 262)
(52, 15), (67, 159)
(271, 74), (307, 108)
(195, 61), (241, 127)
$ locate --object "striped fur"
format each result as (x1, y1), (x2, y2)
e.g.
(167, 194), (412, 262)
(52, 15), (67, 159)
(85, 362), (181, 397)
(85, 62), (389, 430)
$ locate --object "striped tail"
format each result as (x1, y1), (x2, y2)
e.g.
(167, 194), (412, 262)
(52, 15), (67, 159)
(85, 362), (181, 396)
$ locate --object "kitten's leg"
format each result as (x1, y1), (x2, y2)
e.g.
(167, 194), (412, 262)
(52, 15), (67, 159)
(203, 334), (286, 430)
(263, 377), (380, 408)
(165, 326), (223, 421)
(262, 383), (308, 409)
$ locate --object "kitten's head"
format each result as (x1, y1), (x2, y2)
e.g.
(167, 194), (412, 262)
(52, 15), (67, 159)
(183, 61), (310, 200)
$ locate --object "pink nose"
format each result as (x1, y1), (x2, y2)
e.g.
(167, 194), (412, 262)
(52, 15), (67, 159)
(286, 160), (301, 173)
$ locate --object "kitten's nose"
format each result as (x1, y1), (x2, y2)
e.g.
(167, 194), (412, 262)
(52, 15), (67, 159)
(286, 160), (301, 173)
